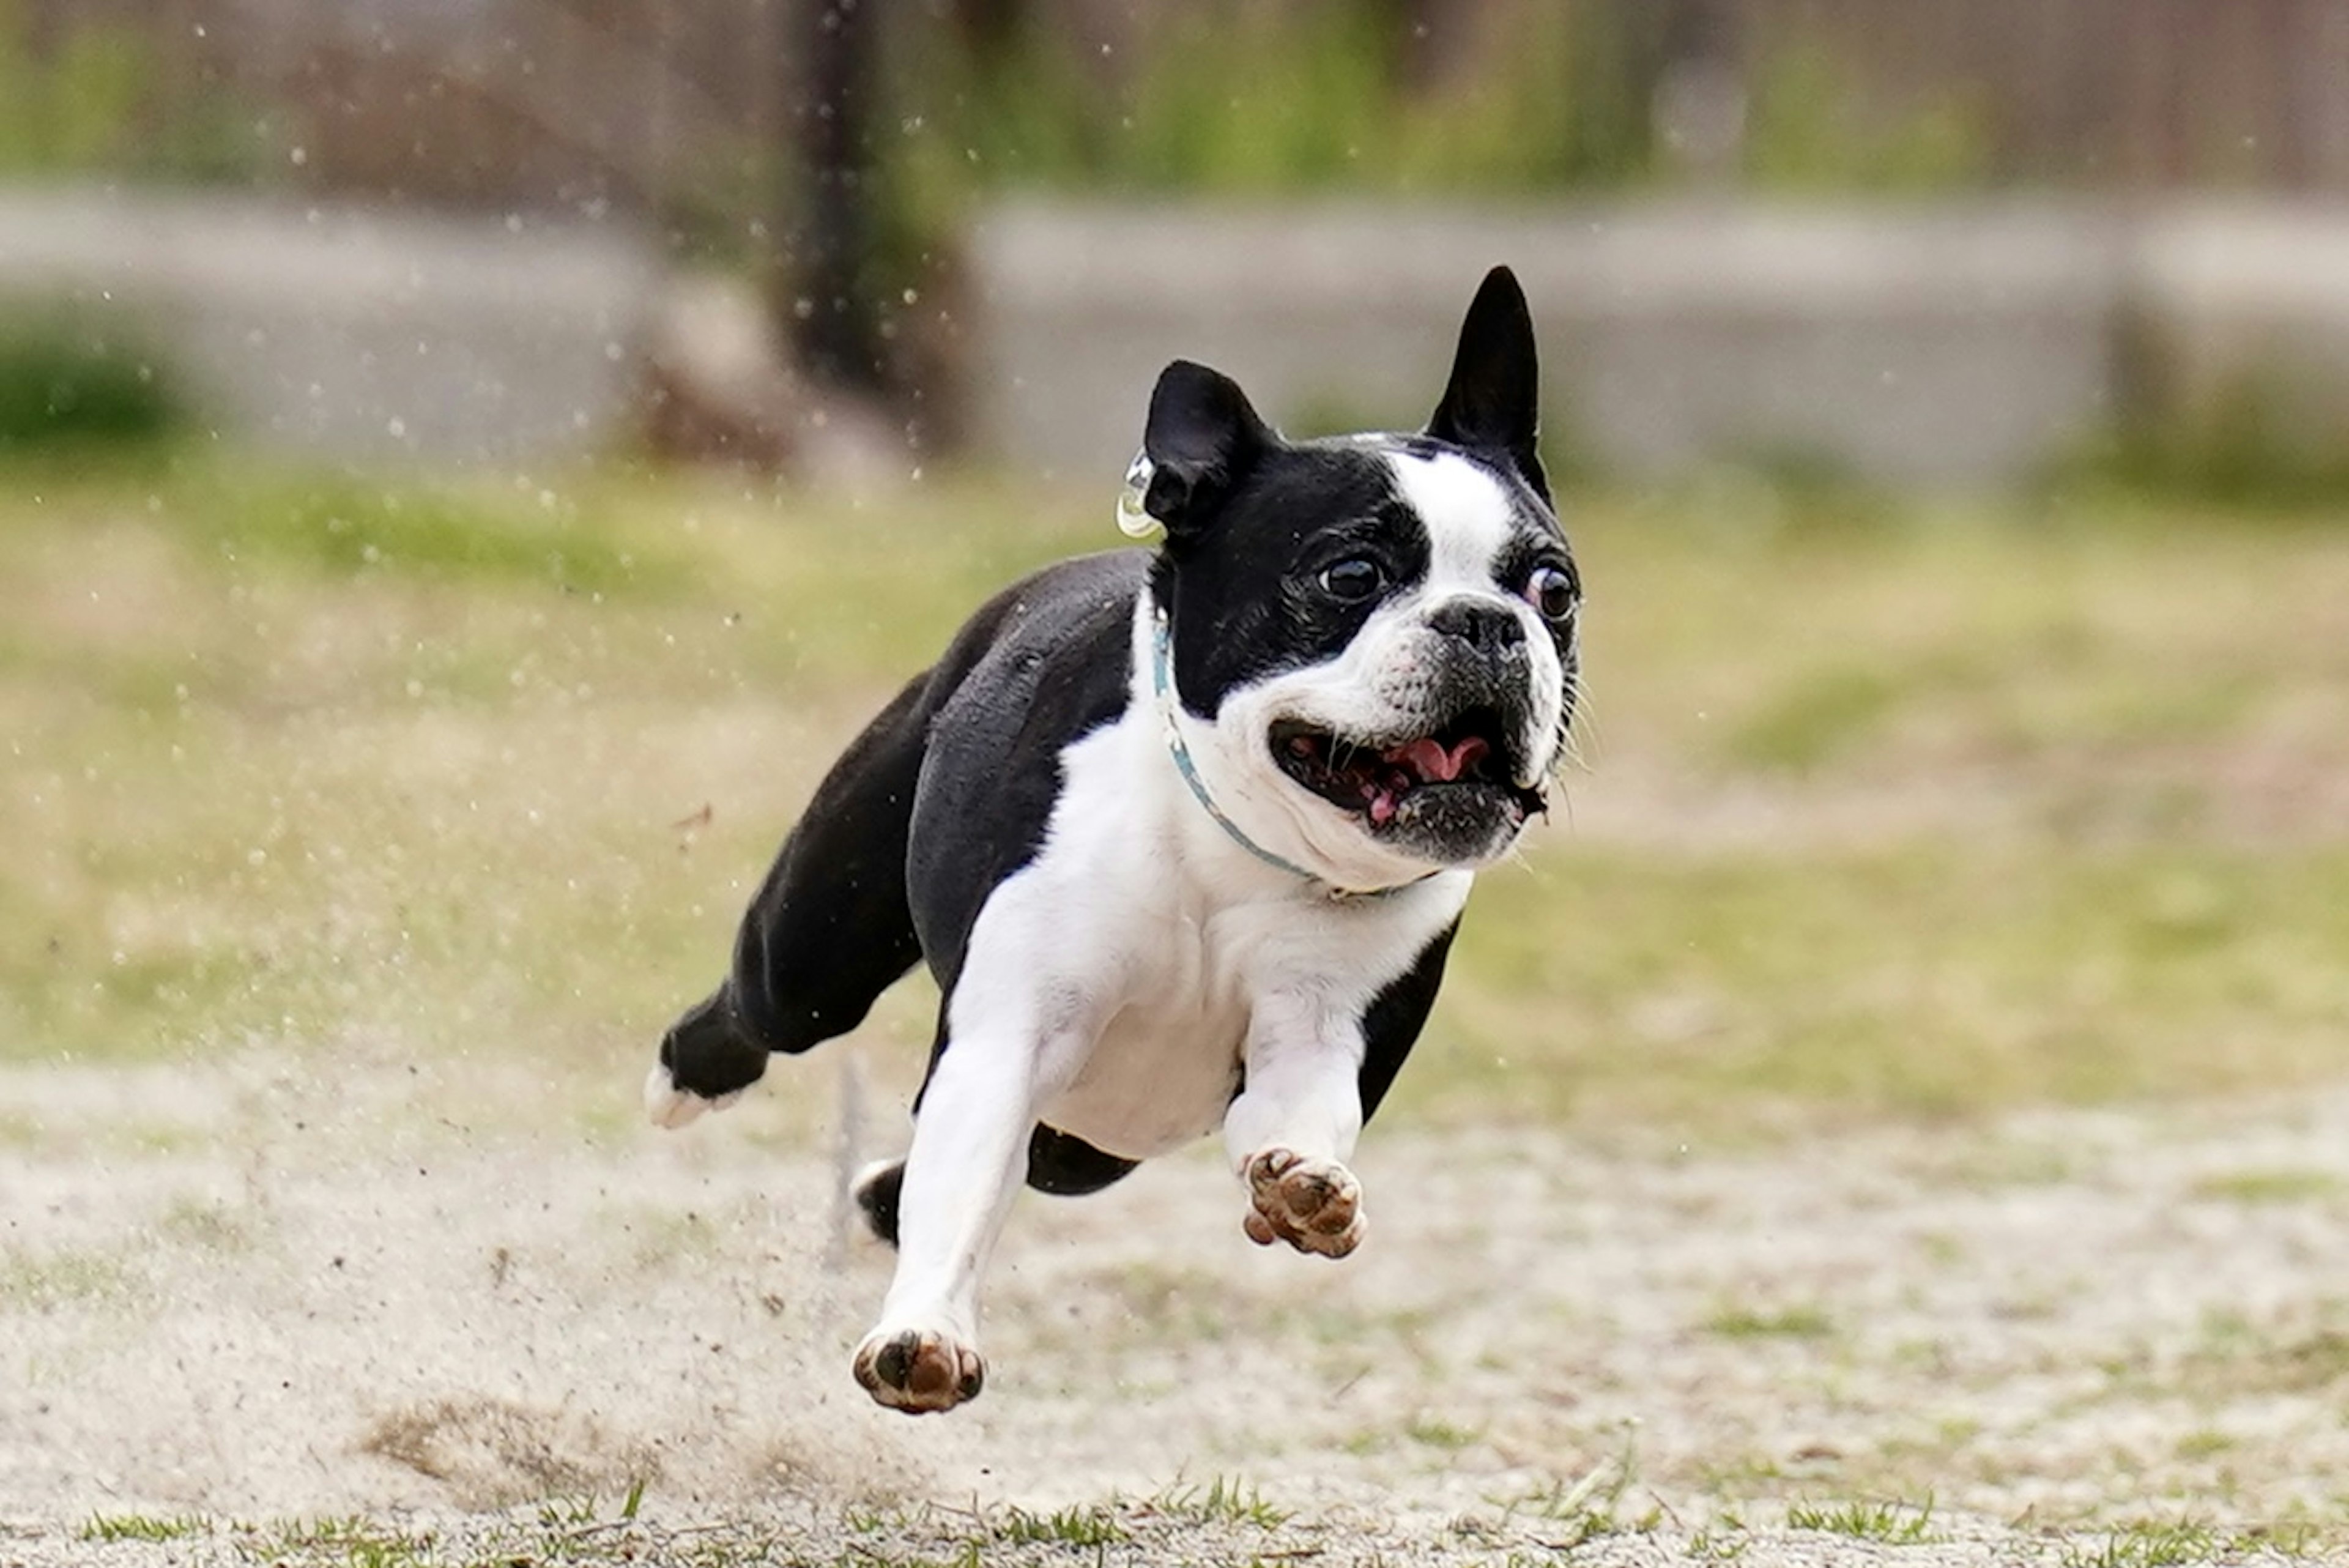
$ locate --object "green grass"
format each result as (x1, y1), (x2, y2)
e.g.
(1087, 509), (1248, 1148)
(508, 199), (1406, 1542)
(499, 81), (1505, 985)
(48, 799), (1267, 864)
(0, 317), (183, 453)
(79, 1512), (208, 1542)
(2189, 1169), (2342, 1205)
(2060, 1519), (2230, 1568)
(1490, 1441), (1661, 1548)
(1703, 1304), (1838, 1342)
(994, 1503), (1129, 1547)
(1784, 1496), (1937, 1544)
(7, 456), (2349, 1148)
(1139, 1476), (1290, 1530)
(256, 1515), (444, 1568)
(0, 1245), (138, 1307)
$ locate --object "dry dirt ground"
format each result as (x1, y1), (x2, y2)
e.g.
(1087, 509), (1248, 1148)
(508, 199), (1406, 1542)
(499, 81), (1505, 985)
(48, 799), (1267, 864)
(8, 1047), (2349, 1566)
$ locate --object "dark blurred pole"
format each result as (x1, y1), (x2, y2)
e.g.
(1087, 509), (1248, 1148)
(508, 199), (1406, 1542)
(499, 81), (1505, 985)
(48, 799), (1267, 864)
(785, 0), (885, 396)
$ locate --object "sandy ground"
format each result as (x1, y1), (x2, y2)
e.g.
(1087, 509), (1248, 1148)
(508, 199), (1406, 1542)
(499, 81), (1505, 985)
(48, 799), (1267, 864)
(7, 1048), (2349, 1566)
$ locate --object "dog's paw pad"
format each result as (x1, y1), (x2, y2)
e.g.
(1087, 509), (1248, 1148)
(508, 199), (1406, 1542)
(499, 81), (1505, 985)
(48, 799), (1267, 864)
(853, 1325), (985, 1414)
(643, 1063), (742, 1130)
(1244, 1148), (1364, 1258)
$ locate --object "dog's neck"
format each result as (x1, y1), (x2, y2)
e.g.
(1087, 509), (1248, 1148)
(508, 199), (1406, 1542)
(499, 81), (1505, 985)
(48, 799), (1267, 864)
(1145, 601), (1436, 904)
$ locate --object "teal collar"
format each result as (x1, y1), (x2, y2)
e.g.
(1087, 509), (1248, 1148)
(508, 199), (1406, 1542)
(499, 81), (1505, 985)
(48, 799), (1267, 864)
(1148, 606), (1429, 903)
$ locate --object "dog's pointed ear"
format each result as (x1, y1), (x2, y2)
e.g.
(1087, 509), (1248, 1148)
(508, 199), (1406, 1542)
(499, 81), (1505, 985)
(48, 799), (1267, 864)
(1427, 266), (1549, 503)
(1141, 359), (1274, 540)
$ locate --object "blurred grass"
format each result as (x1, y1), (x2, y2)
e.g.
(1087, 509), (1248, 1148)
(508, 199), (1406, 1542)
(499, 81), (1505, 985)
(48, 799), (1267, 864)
(0, 4), (259, 183)
(4, 455), (2348, 1142)
(0, 316), (184, 455)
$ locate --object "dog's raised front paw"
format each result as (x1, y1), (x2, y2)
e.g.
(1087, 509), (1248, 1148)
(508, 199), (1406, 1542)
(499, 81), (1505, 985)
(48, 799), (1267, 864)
(852, 1324), (985, 1414)
(1242, 1148), (1365, 1258)
(642, 1061), (743, 1130)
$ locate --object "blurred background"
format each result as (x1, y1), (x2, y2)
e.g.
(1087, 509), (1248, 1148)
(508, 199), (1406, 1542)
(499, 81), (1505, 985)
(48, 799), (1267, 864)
(4, 0), (2349, 1131)
(5, 0), (2349, 488)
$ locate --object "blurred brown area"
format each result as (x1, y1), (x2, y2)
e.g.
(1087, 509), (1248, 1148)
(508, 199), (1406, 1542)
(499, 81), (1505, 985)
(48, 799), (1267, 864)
(20, 0), (2349, 211)
(9, 1), (2349, 480)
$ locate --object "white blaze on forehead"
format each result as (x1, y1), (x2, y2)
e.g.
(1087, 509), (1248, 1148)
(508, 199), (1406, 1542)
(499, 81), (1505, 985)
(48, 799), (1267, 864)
(1384, 449), (1518, 590)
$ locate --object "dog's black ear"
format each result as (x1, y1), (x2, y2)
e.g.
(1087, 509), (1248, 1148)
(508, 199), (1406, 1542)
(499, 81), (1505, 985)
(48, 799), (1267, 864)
(1427, 266), (1549, 503)
(1142, 359), (1274, 538)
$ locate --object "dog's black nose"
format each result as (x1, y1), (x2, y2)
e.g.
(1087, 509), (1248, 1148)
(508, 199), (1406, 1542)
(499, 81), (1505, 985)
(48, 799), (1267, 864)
(1427, 598), (1526, 654)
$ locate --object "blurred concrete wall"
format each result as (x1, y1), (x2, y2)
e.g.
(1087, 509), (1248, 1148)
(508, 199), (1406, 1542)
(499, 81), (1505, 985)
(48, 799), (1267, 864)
(0, 188), (658, 466)
(968, 199), (2349, 488)
(11, 187), (2349, 487)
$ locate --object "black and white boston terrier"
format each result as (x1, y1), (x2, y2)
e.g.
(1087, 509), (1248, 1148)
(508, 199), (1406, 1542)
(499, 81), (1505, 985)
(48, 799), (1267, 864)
(644, 267), (1580, 1415)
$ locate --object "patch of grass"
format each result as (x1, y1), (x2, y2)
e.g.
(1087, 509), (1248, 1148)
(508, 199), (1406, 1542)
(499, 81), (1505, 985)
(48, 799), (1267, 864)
(1441, 839), (2349, 1132)
(0, 1246), (137, 1307)
(2066, 361), (2349, 513)
(1704, 1303), (1838, 1341)
(80, 1512), (208, 1542)
(2060, 1518), (2226, 1568)
(1688, 1510), (1753, 1560)
(1402, 1413), (1483, 1451)
(1490, 1438), (1661, 1548)
(0, 318), (182, 453)
(258, 1514), (443, 1567)
(1721, 663), (1909, 773)
(1098, 1260), (1236, 1344)
(173, 463), (677, 596)
(2190, 1169), (2341, 1205)
(1140, 1476), (1291, 1529)
(155, 1195), (259, 1251)
(2173, 1428), (2236, 1462)
(1785, 1496), (1937, 1544)
(2217, 1326), (2349, 1394)
(994, 1503), (1129, 1547)
(0, 16), (260, 181)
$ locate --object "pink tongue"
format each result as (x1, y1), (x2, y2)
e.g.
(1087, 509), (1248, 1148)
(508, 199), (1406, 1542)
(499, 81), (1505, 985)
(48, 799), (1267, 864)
(1389, 734), (1490, 784)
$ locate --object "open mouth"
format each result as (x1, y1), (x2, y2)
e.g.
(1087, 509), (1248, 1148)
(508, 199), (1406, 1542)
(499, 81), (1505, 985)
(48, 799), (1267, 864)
(1269, 708), (1546, 830)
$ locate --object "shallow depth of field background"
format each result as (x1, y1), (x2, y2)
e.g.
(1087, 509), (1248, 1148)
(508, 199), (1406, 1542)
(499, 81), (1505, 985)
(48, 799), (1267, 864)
(7, 4), (2349, 1562)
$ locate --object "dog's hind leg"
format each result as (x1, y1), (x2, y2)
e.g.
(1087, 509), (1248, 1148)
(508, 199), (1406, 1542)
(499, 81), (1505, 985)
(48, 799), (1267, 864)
(851, 1124), (1137, 1246)
(648, 674), (932, 1128)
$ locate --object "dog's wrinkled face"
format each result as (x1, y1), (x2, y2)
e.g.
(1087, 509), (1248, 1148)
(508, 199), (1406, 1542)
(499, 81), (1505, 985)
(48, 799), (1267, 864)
(1142, 268), (1578, 881)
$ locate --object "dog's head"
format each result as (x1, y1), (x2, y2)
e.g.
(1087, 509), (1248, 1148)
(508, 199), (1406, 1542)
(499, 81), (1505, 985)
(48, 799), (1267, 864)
(1141, 266), (1578, 890)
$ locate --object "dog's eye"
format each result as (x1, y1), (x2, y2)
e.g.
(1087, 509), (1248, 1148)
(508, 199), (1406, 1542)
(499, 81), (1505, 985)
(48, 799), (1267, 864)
(1318, 558), (1384, 603)
(1526, 565), (1579, 622)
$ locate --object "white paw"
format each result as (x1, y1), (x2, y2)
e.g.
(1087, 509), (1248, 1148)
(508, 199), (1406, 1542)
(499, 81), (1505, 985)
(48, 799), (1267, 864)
(852, 1323), (985, 1414)
(1242, 1148), (1365, 1258)
(642, 1061), (742, 1130)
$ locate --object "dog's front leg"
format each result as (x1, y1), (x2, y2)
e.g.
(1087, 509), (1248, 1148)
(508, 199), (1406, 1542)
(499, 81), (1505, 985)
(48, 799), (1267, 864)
(852, 1023), (1065, 1414)
(1222, 994), (1368, 1258)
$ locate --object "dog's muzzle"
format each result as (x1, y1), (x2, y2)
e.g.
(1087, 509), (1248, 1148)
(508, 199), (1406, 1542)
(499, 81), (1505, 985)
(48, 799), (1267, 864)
(1269, 637), (1550, 866)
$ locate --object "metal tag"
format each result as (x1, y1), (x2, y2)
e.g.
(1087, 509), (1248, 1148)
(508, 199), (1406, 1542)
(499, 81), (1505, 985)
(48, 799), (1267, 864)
(1115, 450), (1162, 540)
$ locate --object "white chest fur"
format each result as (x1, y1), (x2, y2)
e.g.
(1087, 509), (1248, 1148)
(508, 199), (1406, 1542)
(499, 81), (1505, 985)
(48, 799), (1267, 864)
(945, 631), (1472, 1164)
